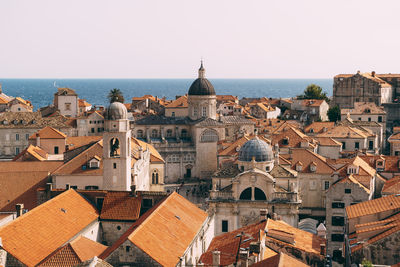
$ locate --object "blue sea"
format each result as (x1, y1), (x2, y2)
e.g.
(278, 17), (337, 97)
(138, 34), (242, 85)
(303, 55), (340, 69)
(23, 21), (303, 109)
(0, 79), (332, 110)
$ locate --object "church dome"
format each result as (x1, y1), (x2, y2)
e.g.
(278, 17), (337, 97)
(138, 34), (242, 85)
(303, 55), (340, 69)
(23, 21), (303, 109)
(188, 78), (216, 96)
(188, 61), (216, 96)
(238, 137), (274, 162)
(106, 101), (128, 120)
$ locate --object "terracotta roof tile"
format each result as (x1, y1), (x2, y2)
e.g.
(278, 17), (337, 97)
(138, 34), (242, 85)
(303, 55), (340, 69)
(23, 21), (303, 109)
(29, 126), (67, 140)
(341, 102), (386, 115)
(253, 252), (309, 267)
(13, 144), (48, 161)
(78, 99), (92, 108)
(266, 219), (325, 256)
(66, 136), (102, 150)
(69, 236), (107, 262)
(304, 122), (335, 134)
(382, 176), (400, 195)
(127, 192), (207, 267)
(282, 149), (335, 174)
(165, 95), (188, 108)
(0, 190), (99, 267)
(56, 88), (77, 96)
(200, 220), (267, 266)
(100, 192), (141, 221)
(346, 195), (400, 219)
(38, 243), (81, 267)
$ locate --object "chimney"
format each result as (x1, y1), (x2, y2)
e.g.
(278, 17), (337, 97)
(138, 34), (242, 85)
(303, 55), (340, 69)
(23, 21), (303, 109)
(46, 182), (53, 200)
(16, 203), (24, 217)
(36, 133), (40, 147)
(272, 213), (278, 220)
(212, 251), (220, 266)
(65, 183), (70, 190)
(320, 243), (326, 256)
(372, 71), (376, 77)
(130, 185), (136, 197)
(259, 209), (268, 221)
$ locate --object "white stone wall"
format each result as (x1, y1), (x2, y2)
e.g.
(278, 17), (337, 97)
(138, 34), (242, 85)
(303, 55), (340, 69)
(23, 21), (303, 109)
(55, 94), (78, 118)
(54, 175), (103, 190)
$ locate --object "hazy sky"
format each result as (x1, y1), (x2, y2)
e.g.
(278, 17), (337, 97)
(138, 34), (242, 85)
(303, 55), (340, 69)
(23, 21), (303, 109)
(1, 0), (400, 78)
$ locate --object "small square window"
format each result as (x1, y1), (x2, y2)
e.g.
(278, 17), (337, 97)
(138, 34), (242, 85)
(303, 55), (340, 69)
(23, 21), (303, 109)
(324, 181), (330, 190)
(345, 188), (351, 194)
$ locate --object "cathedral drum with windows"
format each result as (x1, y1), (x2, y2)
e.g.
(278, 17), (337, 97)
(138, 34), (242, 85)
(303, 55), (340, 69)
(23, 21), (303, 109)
(208, 137), (301, 235)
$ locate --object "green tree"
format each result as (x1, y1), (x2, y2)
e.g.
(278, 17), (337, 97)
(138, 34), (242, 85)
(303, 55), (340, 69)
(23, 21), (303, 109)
(361, 259), (373, 267)
(108, 88), (125, 103)
(328, 106), (341, 122)
(298, 84), (329, 102)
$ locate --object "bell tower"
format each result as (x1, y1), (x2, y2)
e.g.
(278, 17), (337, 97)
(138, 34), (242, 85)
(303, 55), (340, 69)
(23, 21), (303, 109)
(103, 101), (132, 191)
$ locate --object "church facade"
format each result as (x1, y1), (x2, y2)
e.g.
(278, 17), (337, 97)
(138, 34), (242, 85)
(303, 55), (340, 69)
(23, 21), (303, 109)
(134, 63), (254, 183)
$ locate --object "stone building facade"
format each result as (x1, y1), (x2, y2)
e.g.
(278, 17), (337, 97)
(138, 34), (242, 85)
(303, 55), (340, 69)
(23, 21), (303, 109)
(332, 71), (400, 109)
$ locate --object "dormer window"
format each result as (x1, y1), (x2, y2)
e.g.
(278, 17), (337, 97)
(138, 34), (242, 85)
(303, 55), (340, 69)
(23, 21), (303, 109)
(347, 165), (359, 174)
(309, 128), (314, 133)
(295, 162), (303, 171)
(282, 137), (289, 145)
(89, 156), (101, 169)
(310, 162), (317, 172)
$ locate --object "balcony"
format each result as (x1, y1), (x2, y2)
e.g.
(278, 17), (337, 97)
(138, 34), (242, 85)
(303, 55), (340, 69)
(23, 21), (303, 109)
(210, 190), (234, 200)
(272, 192), (299, 203)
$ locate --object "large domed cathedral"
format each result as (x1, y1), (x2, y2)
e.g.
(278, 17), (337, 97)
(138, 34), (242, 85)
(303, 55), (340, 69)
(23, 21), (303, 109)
(134, 62), (254, 183)
(208, 136), (301, 235)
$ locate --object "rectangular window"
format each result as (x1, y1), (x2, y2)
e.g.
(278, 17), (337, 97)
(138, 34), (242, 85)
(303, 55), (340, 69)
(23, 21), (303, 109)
(332, 202), (345, 209)
(345, 188), (351, 194)
(113, 163), (117, 169)
(332, 216), (345, 226)
(378, 116), (382, 123)
(355, 142), (359, 149)
(368, 117), (371, 122)
(202, 107), (207, 117)
(65, 103), (71, 111)
(15, 147), (20, 155)
(15, 134), (19, 141)
(324, 181), (330, 190)
(54, 146), (59, 154)
(91, 128), (95, 133)
(97, 128), (101, 132)
(331, 234), (344, 242)
(222, 220), (228, 232)
(171, 112), (175, 117)
(25, 134), (29, 140)
(369, 141), (373, 150)
(342, 142), (346, 150)
(126, 246), (131, 252)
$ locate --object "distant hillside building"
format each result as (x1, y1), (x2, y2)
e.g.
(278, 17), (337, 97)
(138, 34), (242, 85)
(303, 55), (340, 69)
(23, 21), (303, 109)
(332, 71), (400, 109)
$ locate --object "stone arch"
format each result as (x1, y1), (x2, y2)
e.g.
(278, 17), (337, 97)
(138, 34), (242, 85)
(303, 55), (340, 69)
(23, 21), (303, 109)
(200, 129), (219, 143)
(152, 169), (159, 184)
(254, 187), (267, 200)
(110, 138), (120, 157)
(239, 187), (252, 200)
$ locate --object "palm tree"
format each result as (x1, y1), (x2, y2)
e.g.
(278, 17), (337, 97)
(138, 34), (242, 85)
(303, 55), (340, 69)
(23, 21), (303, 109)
(108, 88), (125, 103)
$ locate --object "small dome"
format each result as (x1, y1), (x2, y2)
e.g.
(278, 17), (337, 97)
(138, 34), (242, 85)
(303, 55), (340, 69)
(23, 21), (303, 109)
(106, 102), (128, 120)
(188, 78), (216, 96)
(238, 137), (273, 162)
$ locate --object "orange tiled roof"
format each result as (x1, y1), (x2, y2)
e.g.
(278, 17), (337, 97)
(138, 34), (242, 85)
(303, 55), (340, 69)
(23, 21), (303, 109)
(316, 125), (373, 139)
(132, 137), (164, 163)
(304, 122), (335, 134)
(13, 144), (48, 161)
(359, 155), (400, 173)
(314, 137), (342, 147)
(216, 95), (238, 102)
(271, 126), (316, 149)
(66, 136), (103, 150)
(126, 192), (207, 266)
(382, 176), (400, 195)
(200, 220), (267, 266)
(29, 126), (67, 140)
(0, 190), (99, 267)
(100, 191), (141, 221)
(131, 95), (156, 101)
(0, 95), (9, 104)
(165, 95), (188, 108)
(266, 219), (325, 256)
(37, 243), (81, 267)
(346, 195), (400, 219)
(69, 236), (107, 262)
(253, 252), (309, 267)
(341, 102), (386, 115)
(56, 88), (77, 96)
(53, 141), (103, 176)
(78, 99), (91, 108)
(281, 148), (335, 174)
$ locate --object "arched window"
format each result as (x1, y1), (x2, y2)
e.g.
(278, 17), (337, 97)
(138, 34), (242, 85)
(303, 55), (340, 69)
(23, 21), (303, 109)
(109, 138), (120, 157)
(200, 129), (218, 143)
(239, 188), (252, 200)
(166, 129), (173, 138)
(181, 129), (188, 138)
(151, 129), (158, 138)
(137, 130), (144, 138)
(152, 170), (159, 184)
(254, 188), (267, 200)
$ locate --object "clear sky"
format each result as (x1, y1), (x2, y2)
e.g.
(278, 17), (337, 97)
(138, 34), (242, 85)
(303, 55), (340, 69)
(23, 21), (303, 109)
(1, 0), (399, 78)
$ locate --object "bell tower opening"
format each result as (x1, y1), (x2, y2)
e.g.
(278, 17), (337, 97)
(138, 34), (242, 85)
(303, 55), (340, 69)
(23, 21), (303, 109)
(110, 138), (120, 157)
